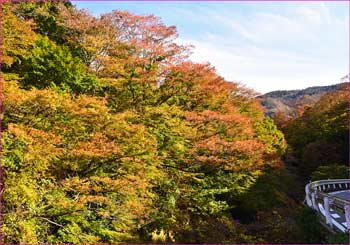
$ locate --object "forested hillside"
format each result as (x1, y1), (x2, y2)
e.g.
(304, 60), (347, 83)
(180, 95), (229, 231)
(1, 1), (348, 244)
(274, 84), (349, 181)
(260, 82), (348, 117)
(261, 82), (349, 187)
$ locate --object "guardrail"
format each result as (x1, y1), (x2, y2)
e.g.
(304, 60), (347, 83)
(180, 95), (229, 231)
(305, 179), (350, 233)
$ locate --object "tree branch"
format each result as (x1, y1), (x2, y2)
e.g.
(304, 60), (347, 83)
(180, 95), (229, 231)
(161, 164), (203, 174)
(39, 217), (86, 243)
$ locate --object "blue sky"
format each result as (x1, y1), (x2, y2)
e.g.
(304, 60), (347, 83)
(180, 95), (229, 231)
(72, 1), (349, 93)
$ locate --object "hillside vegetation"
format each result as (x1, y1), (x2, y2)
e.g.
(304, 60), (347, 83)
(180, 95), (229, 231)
(274, 84), (349, 181)
(261, 84), (350, 244)
(260, 83), (348, 117)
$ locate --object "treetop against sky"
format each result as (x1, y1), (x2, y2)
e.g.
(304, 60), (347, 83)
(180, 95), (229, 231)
(72, 1), (349, 93)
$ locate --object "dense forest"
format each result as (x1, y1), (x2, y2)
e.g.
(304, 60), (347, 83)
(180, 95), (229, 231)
(273, 84), (349, 181)
(1, 1), (349, 244)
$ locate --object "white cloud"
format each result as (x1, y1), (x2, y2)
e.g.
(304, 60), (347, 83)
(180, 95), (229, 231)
(177, 35), (347, 93)
(175, 3), (348, 93)
(296, 2), (331, 24)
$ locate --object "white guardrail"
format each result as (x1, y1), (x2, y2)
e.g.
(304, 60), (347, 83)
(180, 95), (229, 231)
(305, 179), (350, 233)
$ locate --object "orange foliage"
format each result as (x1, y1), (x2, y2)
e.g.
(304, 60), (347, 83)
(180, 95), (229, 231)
(71, 132), (120, 157)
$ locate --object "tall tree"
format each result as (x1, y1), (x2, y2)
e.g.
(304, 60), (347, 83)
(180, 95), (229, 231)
(2, 2), (293, 244)
(2, 4), (37, 68)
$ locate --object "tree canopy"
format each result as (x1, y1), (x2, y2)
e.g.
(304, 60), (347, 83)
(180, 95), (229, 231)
(2, 1), (346, 244)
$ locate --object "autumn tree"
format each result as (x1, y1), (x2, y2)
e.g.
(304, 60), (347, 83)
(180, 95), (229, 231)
(2, 4), (37, 69)
(2, 81), (165, 243)
(2, 1), (295, 244)
(281, 85), (349, 179)
(58, 7), (189, 77)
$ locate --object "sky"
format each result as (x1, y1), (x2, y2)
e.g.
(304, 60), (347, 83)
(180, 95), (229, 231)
(72, 1), (349, 93)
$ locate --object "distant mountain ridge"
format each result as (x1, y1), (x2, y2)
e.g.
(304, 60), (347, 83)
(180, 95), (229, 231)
(259, 82), (349, 117)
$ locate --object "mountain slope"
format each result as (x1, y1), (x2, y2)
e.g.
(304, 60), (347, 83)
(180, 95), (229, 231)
(259, 82), (348, 117)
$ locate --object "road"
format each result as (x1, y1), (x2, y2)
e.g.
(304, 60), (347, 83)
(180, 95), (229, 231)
(319, 190), (350, 232)
(305, 179), (350, 233)
(329, 190), (350, 201)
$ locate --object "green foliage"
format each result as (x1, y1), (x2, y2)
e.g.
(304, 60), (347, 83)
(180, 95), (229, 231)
(326, 233), (350, 244)
(18, 36), (102, 94)
(107, 79), (160, 112)
(234, 167), (296, 214)
(249, 208), (303, 243)
(15, 1), (72, 44)
(311, 165), (349, 181)
(297, 207), (325, 244)
(254, 117), (287, 155)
